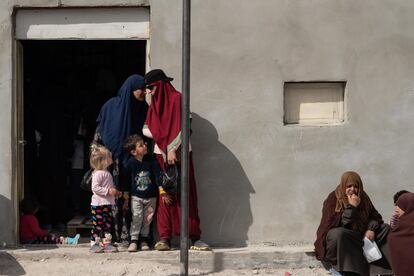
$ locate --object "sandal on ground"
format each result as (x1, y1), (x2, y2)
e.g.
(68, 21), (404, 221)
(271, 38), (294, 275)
(154, 240), (170, 251)
(190, 240), (211, 251)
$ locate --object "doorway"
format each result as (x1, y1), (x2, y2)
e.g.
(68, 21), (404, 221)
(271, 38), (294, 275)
(21, 40), (146, 232)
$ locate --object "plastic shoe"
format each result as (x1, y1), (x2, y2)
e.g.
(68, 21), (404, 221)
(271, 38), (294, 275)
(66, 234), (80, 245)
(154, 240), (170, 251)
(329, 268), (343, 276)
(103, 243), (118, 253)
(190, 240), (210, 251)
(127, 242), (138, 252)
(140, 241), (150, 251)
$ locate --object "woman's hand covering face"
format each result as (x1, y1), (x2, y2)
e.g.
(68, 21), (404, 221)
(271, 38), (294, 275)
(348, 193), (361, 207)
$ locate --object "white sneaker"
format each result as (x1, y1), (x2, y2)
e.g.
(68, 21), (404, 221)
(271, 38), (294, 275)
(127, 242), (138, 252)
(140, 241), (150, 251)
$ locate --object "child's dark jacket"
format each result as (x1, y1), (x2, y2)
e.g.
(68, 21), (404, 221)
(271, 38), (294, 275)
(124, 155), (161, 198)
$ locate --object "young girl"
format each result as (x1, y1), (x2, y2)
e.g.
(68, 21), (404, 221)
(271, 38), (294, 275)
(20, 198), (80, 244)
(89, 143), (121, 253)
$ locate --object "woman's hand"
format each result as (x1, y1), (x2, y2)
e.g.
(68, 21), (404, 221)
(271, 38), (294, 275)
(167, 149), (177, 165)
(122, 194), (129, 210)
(108, 187), (118, 196)
(122, 201), (129, 210)
(365, 230), (375, 241)
(347, 193), (360, 207)
(162, 194), (173, 205)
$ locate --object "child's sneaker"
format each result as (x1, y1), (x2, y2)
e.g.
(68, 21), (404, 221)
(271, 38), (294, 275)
(127, 242), (138, 252)
(90, 238), (103, 253)
(154, 240), (170, 251)
(115, 240), (130, 248)
(140, 241), (150, 251)
(103, 243), (118, 253)
(90, 242), (103, 253)
(190, 240), (210, 251)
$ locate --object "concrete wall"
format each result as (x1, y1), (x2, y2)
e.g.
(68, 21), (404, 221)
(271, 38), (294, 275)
(2, 0), (414, 246)
(150, 0), (414, 245)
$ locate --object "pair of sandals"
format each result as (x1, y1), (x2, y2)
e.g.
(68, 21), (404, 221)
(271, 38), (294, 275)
(154, 240), (210, 251)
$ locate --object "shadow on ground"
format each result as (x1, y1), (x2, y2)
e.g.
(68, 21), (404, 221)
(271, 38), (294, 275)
(0, 252), (25, 276)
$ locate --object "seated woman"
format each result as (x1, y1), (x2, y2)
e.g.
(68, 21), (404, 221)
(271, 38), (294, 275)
(314, 171), (391, 276)
(388, 192), (414, 276)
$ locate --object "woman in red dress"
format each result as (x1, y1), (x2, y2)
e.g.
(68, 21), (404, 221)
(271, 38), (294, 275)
(143, 69), (209, 251)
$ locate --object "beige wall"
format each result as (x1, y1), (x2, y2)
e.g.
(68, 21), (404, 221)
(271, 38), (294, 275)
(1, 0), (414, 246)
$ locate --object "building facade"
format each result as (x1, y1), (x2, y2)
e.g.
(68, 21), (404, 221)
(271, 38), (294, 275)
(1, 0), (413, 246)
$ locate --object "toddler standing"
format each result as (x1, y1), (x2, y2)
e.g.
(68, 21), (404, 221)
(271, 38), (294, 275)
(123, 135), (160, 252)
(89, 143), (121, 253)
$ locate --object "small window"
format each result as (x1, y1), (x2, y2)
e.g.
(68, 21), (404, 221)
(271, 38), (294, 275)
(284, 82), (345, 125)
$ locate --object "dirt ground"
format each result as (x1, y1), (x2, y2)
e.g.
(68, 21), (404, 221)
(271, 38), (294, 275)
(1, 258), (329, 276)
(0, 244), (329, 276)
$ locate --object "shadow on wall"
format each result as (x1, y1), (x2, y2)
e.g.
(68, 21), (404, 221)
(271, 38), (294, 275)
(192, 113), (255, 247)
(0, 194), (14, 246)
(0, 253), (25, 276)
(0, 195), (25, 275)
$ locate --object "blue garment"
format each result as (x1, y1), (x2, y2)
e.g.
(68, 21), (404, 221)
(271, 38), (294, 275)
(96, 75), (147, 162)
(124, 155), (161, 198)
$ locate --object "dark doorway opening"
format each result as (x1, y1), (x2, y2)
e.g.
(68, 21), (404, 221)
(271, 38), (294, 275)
(22, 40), (146, 233)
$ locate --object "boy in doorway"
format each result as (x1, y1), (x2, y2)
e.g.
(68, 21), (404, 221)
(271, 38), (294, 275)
(123, 135), (160, 252)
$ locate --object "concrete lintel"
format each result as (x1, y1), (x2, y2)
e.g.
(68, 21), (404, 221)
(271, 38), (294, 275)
(10, 0), (149, 11)
(15, 8), (150, 40)
(60, 0), (149, 7)
(12, 0), (59, 8)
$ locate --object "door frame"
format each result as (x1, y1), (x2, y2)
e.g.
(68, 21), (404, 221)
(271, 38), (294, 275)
(12, 7), (151, 244)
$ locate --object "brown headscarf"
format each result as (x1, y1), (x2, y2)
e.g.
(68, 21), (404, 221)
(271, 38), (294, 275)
(334, 171), (373, 233)
(314, 171), (383, 261)
(388, 192), (414, 276)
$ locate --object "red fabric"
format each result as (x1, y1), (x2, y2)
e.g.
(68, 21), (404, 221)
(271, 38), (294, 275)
(145, 80), (181, 156)
(388, 192), (414, 276)
(155, 153), (201, 240)
(20, 215), (48, 243)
